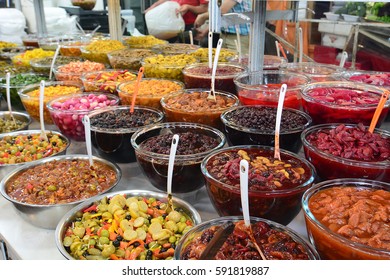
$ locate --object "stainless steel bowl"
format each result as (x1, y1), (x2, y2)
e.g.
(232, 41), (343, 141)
(55, 189), (202, 260)
(0, 111), (32, 133)
(0, 129), (71, 180)
(0, 154), (122, 229)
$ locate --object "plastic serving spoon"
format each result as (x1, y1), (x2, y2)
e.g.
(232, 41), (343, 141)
(49, 44), (61, 80)
(368, 89), (390, 133)
(39, 80), (48, 142)
(167, 134), (179, 212)
(82, 115), (94, 167)
(130, 67), (144, 113)
(5, 72), (16, 125)
(209, 38), (223, 101)
(339, 51), (348, 68)
(240, 159), (266, 260)
(274, 84), (288, 160)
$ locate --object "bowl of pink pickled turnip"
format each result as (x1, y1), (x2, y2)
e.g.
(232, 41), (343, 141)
(46, 93), (120, 141)
(301, 81), (390, 127)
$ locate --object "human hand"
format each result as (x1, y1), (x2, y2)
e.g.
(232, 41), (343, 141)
(194, 25), (209, 41)
(194, 13), (208, 28)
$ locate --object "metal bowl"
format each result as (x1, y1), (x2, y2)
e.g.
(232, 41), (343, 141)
(55, 189), (202, 260)
(0, 111), (32, 133)
(0, 154), (122, 229)
(0, 129), (70, 179)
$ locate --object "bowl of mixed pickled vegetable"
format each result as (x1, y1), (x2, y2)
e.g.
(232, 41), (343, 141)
(0, 154), (121, 229)
(55, 190), (201, 260)
(0, 130), (70, 180)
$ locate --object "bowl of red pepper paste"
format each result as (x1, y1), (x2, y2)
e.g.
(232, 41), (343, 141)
(220, 105), (312, 153)
(301, 81), (390, 126)
(234, 70), (310, 110)
(301, 123), (390, 181)
(302, 178), (390, 259)
(201, 145), (316, 225)
(174, 216), (319, 260)
(182, 62), (247, 95)
(0, 154), (121, 229)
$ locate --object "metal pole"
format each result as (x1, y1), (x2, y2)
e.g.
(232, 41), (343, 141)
(249, 0), (266, 72)
(352, 24), (360, 70)
(33, 0), (47, 36)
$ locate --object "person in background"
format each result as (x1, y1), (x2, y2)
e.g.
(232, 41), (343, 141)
(194, 0), (252, 54)
(145, 0), (208, 32)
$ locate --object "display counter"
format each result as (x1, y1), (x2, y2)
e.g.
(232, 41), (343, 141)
(0, 121), (308, 260)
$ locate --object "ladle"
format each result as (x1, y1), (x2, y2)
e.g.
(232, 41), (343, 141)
(234, 25), (242, 63)
(339, 51), (348, 68)
(39, 80), (48, 142)
(167, 134), (179, 212)
(274, 84), (287, 161)
(189, 30), (194, 45)
(208, 31), (213, 69)
(298, 27), (303, 63)
(239, 159), (266, 260)
(82, 115), (94, 167)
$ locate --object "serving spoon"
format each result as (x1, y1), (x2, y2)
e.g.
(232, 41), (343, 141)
(167, 134), (179, 212)
(240, 159), (267, 260)
(209, 38), (223, 101)
(274, 84), (287, 160)
(5, 72), (16, 125)
(82, 115), (94, 167)
(39, 80), (48, 142)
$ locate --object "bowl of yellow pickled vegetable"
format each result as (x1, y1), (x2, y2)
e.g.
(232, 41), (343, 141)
(55, 189), (201, 260)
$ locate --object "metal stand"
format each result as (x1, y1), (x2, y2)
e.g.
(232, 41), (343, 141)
(33, 0), (47, 36)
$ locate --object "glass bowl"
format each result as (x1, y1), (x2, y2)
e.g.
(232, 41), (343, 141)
(53, 60), (105, 85)
(151, 43), (200, 55)
(107, 48), (154, 71)
(280, 62), (343, 82)
(301, 123), (390, 181)
(81, 69), (137, 94)
(59, 41), (89, 57)
(302, 178), (390, 259)
(201, 145), (316, 225)
(340, 70), (390, 89)
(87, 105), (164, 163)
(80, 39), (126, 65)
(221, 105), (312, 153)
(182, 62), (247, 95)
(18, 81), (83, 123)
(46, 93), (120, 141)
(160, 88), (239, 130)
(234, 70), (311, 110)
(123, 35), (168, 49)
(175, 216), (320, 260)
(117, 78), (184, 110)
(0, 73), (50, 110)
(142, 54), (198, 82)
(55, 189), (202, 260)
(301, 81), (390, 126)
(131, 122), (226, 194)
(30, 56), (82, 75)
(0, 154), (121, 229)
(190, 48), (237, 63)
(227, 54), (287, 70)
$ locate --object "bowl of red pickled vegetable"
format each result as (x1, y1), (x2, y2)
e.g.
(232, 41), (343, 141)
(201, 145), (316, 225)
(55, 189), (202, 260)
(301, 81), (390, 126)
(302, 178), (390, 259)
(175, 216), (319, 260)
(280, 62), (343, 82)
(233, 70), (311, 110)
(301, 123), (390, 181)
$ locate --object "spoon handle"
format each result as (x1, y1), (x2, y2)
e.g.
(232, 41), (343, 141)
(167, 134), (179, 208)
